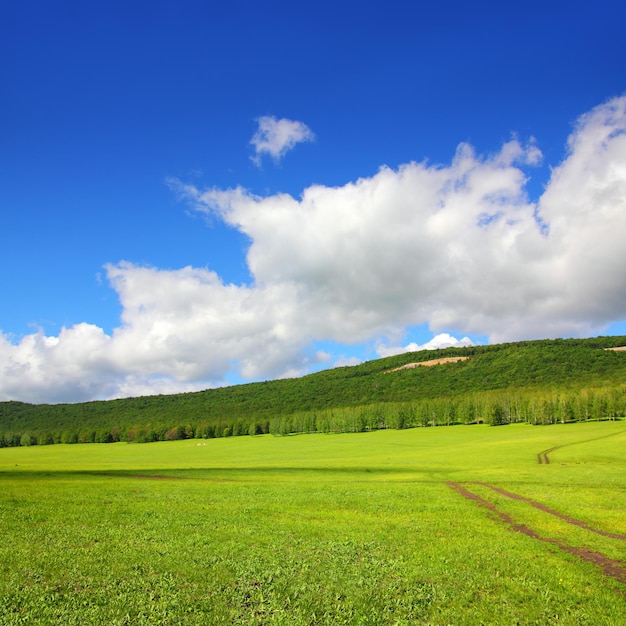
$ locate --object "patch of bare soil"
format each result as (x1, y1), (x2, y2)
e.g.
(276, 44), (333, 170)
(447, 481), (626, 588)
(605, 346), (626, 351)
(386, 356), (469, 373)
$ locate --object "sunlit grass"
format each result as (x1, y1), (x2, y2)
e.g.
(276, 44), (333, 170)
(0, 421), (624, 624)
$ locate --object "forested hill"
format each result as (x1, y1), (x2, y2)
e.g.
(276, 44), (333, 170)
(1, 336), (626, 446)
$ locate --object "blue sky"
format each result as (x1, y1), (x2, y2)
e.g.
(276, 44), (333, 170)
(2, 0), (626, 403)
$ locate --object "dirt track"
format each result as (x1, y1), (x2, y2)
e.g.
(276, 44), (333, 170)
(448, 481), (626, 588)
(537, 446), (559, 464)
(475, 482), (626, 539)
(537, 429), (625, 465)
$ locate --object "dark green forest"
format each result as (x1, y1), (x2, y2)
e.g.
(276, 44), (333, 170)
(2, 336), (626, 446)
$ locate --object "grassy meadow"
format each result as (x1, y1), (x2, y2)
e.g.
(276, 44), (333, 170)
(0, 421), (625, 624)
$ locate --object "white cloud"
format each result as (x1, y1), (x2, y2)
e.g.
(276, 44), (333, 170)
(377, 333), (475, 358)
(2, 96), (626, 403)
(178, 96), (626, 346)
(0, 323), (117, 404)
(250, 115), (314, 165)
(333, 356), (363, 368)
(186, 137), (548, 345)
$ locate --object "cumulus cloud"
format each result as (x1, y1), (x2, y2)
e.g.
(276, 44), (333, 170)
(377, 333), (475, 358)
(0, 323), (116, 404)
(166, 96), (626, 352)
(182, 138), (548, 345)
(1, 96), (626, 403)
(250, 115), (314, 165)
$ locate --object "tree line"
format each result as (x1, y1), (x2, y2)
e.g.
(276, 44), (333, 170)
(2, 385), (624, 447)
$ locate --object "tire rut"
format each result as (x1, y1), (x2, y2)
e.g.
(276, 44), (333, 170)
(537, 446), (558, 464)
(447, 481), (626, 589)
(474, 482), (626, 540)
(537, 428), (625, 465)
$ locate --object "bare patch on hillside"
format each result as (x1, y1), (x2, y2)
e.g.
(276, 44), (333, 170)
(605, 346), (626, 352)
(386, 356), (469, 373)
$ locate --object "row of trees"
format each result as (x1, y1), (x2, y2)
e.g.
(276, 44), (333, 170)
(0, 418), (272, 448)
(1, 386), (623, 447)
(268, 386), (626, 434)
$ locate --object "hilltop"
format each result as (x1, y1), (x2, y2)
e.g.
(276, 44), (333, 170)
(1, 335), (625, 445)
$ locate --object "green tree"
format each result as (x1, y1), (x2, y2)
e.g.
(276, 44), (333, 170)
(490, 403), (505, 426)
(20, 432), (36, 446)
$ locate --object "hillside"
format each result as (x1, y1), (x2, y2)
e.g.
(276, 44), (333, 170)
(1, 336), (626, 445)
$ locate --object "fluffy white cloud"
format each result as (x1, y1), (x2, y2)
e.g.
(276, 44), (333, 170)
(250, 115), (314, 165)
(377, 333), (475, 358)
(0, 323), (117, 403)
(105, 262), (317, 382)
(184, 139), (546, 344)
(1, 96), (626, 403)
(175, 96), (626, 351)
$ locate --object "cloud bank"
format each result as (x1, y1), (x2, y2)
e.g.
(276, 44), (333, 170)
(2, 96), (626, 403)
(250, 116), (315, 165)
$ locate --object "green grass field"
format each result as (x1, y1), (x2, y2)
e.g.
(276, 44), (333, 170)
(1, 421), (625, 624)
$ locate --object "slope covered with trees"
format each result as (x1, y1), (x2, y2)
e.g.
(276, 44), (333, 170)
(1, 336), (626, 446)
